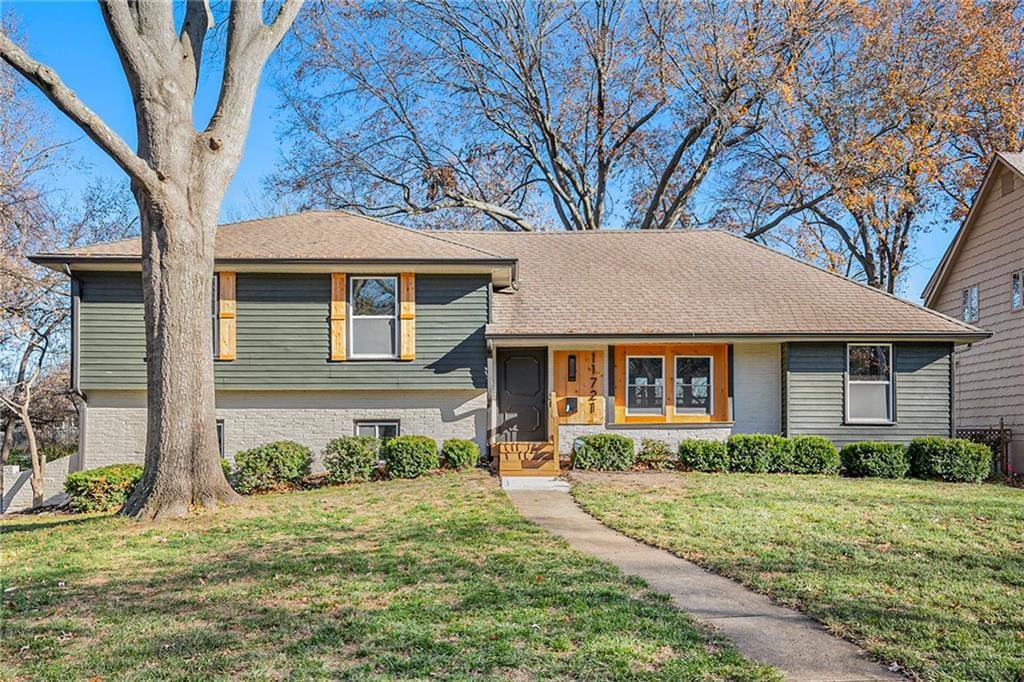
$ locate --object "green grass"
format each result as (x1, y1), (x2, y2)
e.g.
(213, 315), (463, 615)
(0, 471), (776, 681)
(572, 472), (1024, 681)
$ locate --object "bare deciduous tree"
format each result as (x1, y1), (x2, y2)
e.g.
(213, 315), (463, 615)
(0, 0), (303, 519)
(1, 179), (137, 506)
(271, 0), (836, 231)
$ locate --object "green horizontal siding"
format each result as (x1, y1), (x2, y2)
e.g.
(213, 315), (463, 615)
(79, 272), (488, 390)
(785, 342), (952, 444)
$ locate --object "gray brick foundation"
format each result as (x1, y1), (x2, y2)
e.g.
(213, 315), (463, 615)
(558, 423), (733, 455)
(82, 389), (487, 470)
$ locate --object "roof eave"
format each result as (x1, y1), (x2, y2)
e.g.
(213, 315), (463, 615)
(484, 329), (991, 344)
(30, 254), (516, 267)
(922, 153), (1024, 305)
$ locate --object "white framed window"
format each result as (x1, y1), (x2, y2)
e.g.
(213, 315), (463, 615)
(216, 419), (225, 458)
(674, 356), (712, 415)
(211, 275), (220, 358)
(349, 276), (398, 358)
(355, 420), (399, 441)
(1012, 271), (1023, 311)
(846, 344), (893, 424)
(961, 285), (979, 322)
(626, 355), (664, 415)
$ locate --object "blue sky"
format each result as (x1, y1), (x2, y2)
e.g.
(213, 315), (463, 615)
(4, 0), (959, 302)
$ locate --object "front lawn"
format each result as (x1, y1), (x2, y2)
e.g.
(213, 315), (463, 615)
(572, 472), (1024, 681)
(0, 471), (775, 680)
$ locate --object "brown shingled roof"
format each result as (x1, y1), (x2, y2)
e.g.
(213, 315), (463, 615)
(34, 210), (984, 339)
(35, 211), (507, 263)
(436, 229), (984, 339)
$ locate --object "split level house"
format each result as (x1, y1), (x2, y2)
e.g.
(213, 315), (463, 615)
(31, 212), (986, 478)
(923, 152), (1024, 473)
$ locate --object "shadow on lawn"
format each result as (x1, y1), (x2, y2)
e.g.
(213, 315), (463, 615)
(0, 513), (113, 535)
(1, 509), (753, 679)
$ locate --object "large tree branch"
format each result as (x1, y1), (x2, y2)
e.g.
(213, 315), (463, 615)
(0, 33), (162, 192)
(180, 0), (214, 93)
(207, 0), (304, 145)
(743, 189), (833, 239)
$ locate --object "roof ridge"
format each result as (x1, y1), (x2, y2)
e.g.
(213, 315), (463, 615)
(327, 209), (510, 259)
(418, 228), (717, 235)
(714, 230), (986, 335)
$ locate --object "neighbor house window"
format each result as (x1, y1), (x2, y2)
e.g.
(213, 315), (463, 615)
(626, 356), (664, 415)
(350, 276), (398, 358)
(1012, 271), (1023, 311)
(961, 286), (979, 322)
(674, 356), (712, 415)
(1002, 169), (1016, 197)
(847, 344), (893, 423)
(355, 420), (399, 441)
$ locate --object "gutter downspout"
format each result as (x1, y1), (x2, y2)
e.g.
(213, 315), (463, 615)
(65, 265), (86, 472)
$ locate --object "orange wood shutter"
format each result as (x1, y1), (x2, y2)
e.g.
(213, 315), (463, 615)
(399, 272), (416, 361)
(217, 272), (237, 361)
(330, 273), (347, 361)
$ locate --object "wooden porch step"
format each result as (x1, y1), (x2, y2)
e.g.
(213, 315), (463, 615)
(493, 441), (560, 476)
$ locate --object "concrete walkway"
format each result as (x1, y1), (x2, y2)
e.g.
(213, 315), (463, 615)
(507, 489), (901, 682)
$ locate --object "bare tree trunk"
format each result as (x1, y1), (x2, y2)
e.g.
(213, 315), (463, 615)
(20, 405), (42, 507)
(0, 412), (12, 466)
(1, 0), (302, 519)
(122, 169), (239, 519)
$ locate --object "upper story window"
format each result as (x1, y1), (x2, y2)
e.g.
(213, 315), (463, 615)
(961, 286), (979, 322)
(847, 344), (893, 424)
(211, 275), (219, 357)
(674, 356), (712, 415)
(626, 356), (664, 415)
(1013, 271), (1023, 311)
(350, 276), (398, 358)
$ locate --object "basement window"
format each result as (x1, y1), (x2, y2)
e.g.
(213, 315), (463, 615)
(626, 356), (664, 415)
(350, 277), (398, 358)
(847, 344), (893, 424)
(216, 419), (225, 459)
(355, 421), (399, 441)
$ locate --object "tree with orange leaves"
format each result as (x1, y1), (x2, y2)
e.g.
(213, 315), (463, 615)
(719, 0), (1023, 293)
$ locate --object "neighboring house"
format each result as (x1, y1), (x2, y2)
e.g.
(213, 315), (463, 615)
(31, 211), (985, 480)
(923, 152), (1024, 473)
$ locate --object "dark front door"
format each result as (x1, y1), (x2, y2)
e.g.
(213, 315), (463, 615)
(496, 348), (547, 442)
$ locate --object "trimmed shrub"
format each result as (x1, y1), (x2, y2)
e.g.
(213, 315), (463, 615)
(727, 434), (792, 473)
(573, 434), (635, 471)
(441, 439), (480, 469)
(65, 464), (143, 513)
(383, 436), (439, 479)
(324, 436), (381, 484)
(677, 439), (729, 473)
(233, 440), (312, 494)
(221, 458), (233, 481)
(790, 436), (840, 475)
(908, 436), (992, 483)
(839, 441), (909, 478)
(637, 438), (674, 470)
